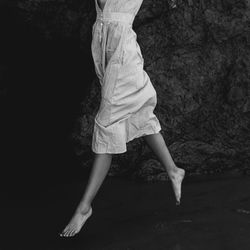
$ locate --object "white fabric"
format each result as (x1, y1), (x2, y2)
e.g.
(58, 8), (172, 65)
(91, 0), (161, 154)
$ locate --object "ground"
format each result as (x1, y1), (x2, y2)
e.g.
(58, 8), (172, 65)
(2, 173), (250, 250)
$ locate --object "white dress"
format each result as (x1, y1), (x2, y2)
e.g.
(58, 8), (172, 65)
(91, 0), (162, 154)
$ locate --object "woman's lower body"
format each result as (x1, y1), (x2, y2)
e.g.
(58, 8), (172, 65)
(59, 131), (185, 237)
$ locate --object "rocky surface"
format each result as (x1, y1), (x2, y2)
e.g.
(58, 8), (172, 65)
(2, 0), (250, 180)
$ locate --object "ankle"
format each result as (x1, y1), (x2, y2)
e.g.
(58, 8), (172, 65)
(168, 165), (180, 178)
(169, 164), (179, 172)
(76, 202), (91, 213)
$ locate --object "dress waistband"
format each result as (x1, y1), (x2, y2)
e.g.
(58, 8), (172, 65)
(96, 12), (134, 26)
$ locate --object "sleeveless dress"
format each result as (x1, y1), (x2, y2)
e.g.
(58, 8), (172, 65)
(91, 0), (162, 154)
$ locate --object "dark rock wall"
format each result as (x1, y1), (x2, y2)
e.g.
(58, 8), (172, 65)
(1, 0), (250, 183)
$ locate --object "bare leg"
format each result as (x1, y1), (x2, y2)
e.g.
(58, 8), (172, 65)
(59, 153), (113, 237)
(143, 132), (185, 205)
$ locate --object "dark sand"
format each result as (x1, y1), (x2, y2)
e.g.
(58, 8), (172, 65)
(2, 174), (250, 250)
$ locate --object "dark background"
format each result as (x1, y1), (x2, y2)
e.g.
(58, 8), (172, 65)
(1, 1), (250, 250)
(1, 0), (250, 200)
(0, 0), (96, 198)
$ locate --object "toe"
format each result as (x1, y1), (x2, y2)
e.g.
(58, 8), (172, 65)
(67, 229), (73, 237)
(67, 230), (73, 237)
(60, 229), (66, 236)
(69, 229), (76, 237)
(69, 230), (76, 237)
(64, 229), (70, 237)
(63, 231), (69, 237)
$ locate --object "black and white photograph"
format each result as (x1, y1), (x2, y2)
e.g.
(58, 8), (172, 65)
(1, 0), (250, 249)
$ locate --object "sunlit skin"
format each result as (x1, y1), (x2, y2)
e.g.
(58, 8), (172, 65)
(59, 0), (185, 238)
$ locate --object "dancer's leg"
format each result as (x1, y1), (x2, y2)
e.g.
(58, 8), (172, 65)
(143, 132), (185, 204)
(60, 153), (113, 237)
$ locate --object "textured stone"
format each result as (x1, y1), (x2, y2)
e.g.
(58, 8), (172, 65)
(6, 0), (250, 180)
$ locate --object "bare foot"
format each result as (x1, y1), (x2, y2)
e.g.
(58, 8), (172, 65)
(169, 167), (185, 205)
(59, 205), (92, 237)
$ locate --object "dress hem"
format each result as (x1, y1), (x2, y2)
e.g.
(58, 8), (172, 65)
(91, 124), (162, 154)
